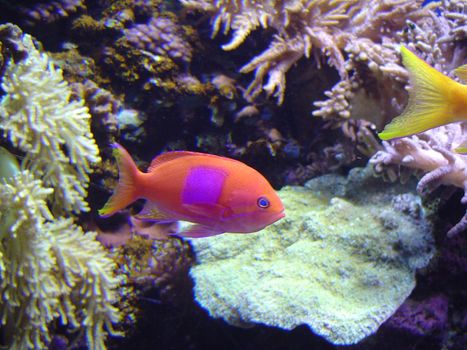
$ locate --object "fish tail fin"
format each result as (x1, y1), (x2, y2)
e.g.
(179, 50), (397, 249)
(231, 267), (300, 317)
(99, 143), (141, 217)
(454, 64), (467, 82)
(378, 46), (457, 140)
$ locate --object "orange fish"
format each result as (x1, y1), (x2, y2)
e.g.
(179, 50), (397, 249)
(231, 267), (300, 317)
(99, 143), (285, 238)
(378, 46), (467, 141)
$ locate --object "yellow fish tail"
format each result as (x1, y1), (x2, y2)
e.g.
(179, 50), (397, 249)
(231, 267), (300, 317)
(99, 143), (141, 217)
(378, 46), (458, 141)
(454, 64), (467, 82)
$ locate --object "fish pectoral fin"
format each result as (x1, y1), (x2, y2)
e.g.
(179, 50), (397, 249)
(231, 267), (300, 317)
(178, 224), (224, 238)
(134, 201), (174, 222)
(182, 203), (232, 219)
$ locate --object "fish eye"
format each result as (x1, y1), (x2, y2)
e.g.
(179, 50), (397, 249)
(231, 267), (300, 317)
(257, 196), (270, 209)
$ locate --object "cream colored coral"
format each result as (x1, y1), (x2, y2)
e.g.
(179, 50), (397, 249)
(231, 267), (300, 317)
(0, 24), (121, 350)
(0, 171), (121, 350)
(370, 123), (467, 236)
(0, 171), (56, 350)
(189, 168), (434, 345)
(0, 32), (100, 215)
(52, 220), (121, 350)
(314, 0), (462, 120)
(182, 0), (431, 104)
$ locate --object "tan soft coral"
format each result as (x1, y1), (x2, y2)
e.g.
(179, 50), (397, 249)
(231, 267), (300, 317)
(182, 0), (432, 105)
(368, 0), (467, 237)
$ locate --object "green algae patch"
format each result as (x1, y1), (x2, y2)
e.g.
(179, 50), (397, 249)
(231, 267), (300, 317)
(189, 167), (434, 345)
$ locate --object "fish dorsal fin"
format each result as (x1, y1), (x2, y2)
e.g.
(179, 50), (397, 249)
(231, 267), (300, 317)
(454, 65), (467, 82)
(148, 151), (200, 172)
(148, 151), (245, 172)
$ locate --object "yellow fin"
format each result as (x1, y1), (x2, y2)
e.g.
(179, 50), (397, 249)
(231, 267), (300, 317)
(378, 46), (456, 140)
(454, 64), (467, 82)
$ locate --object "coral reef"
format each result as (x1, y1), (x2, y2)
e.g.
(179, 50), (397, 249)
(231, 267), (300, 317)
(368, 1), (467, 237)
(0, 23), (28, 72)
(0, 24), (100, 215)
(98, 4), (204, 98)
(384, 295), (449, 338)
(398, 0), (466, 74)
(113, 235), (194, 302)
(71, 79), (121, 157)
(370, 124), (467, 237)
(440, 232), (467, 275)
(0, 24), (122, 350)
(0, 170), (121, 350)
(0, 1), (464, 348)
(5, 1), (306, 188)
(189, 166), (434, 345)
(181, 0), (432, 107)
(17, 0), (86, 26)
(125, 15), (193, 65)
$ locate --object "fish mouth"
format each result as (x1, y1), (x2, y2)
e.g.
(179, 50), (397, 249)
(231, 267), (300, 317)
(272, 210), (285, 223)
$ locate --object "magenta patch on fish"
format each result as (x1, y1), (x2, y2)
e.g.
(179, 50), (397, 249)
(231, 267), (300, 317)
(182, 166), (227, 205)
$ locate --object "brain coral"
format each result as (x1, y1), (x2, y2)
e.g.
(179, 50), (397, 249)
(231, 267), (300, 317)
(189, 166), (435, 345)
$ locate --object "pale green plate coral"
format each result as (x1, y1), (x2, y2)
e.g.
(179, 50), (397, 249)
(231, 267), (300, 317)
(189, 167), (434, 345)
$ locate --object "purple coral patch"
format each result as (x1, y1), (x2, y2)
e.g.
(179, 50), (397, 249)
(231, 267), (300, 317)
(385, 295), (448, 337)
(182, 166), (226, 205)
(125, 17), (193, 63)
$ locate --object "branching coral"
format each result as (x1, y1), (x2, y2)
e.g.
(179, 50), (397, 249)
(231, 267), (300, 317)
(370, 124), (467, 237)
(397, 0), (466, 74)
(368, 0), (467, 237)
(314, 0), (465, 122)
(0, 24), (123, 349)
(0, 171), (121, 350)
(0, 25), (100, 215)
(182, 0), (432, 105)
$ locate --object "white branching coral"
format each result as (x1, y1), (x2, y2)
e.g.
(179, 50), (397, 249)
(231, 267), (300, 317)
(182, 0), (432, 105)
(51, 220), (122, 350)
(368, 1), (467, 237)
(0, 171), (121, 350)
(0, 30), (100, 214)
(314, 0), (465, 121)
(398, 0), (466, 75)
(370, 124), (467, 237)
